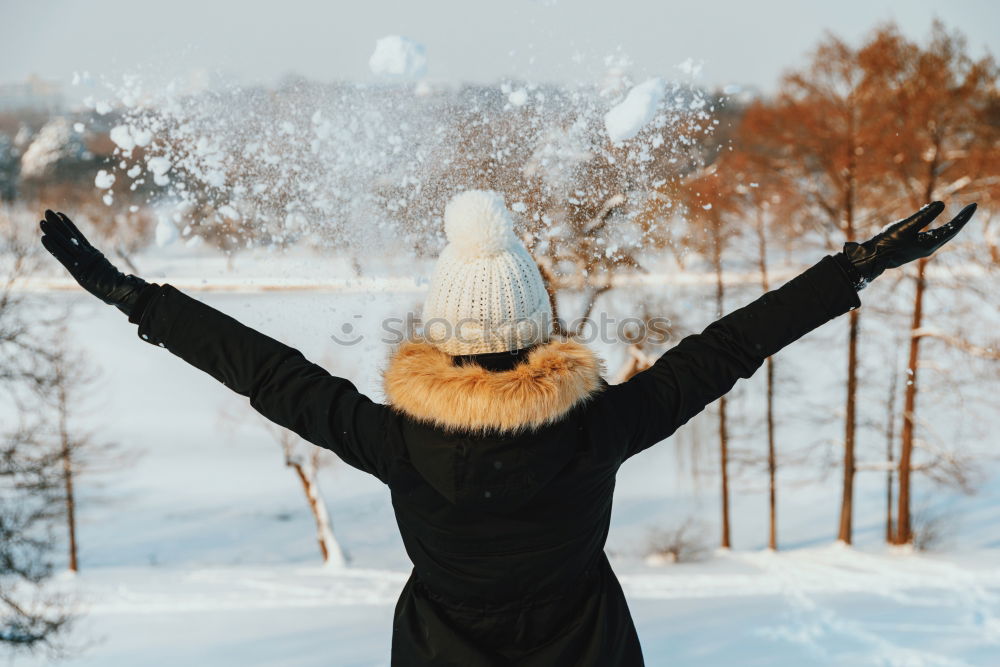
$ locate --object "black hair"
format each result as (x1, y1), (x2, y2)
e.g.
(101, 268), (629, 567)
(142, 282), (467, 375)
(453, 346), (535, 372)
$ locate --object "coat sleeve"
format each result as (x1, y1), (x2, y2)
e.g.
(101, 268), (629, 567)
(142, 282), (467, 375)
(598, 253), (861, 463)
(133, 285), (393, 482)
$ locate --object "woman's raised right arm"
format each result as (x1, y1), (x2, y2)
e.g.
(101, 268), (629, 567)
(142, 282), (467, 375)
(39, 210), (395, 482)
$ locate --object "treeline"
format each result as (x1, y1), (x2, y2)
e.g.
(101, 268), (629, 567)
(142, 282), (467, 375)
(682, 21), (999, 549)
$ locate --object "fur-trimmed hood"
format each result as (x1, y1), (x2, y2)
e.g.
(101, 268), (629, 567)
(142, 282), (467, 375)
(383, 338), (605, 433)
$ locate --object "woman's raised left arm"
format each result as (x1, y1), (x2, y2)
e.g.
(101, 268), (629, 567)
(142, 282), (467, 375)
(597, 201), (977, 462)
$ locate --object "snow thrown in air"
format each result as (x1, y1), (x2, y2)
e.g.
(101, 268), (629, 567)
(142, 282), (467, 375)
(94, 169), (116, 189)
(369, 36), (427, 78)
(110, 125), (136, 152)
(605, 78), (666, 143)
(147, 156), (171, 176)
(82, 54), (714, 257)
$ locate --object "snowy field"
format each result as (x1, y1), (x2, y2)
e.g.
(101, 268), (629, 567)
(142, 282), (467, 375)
(9, 250), (1000, 666)
(26, 546), (1000, 666)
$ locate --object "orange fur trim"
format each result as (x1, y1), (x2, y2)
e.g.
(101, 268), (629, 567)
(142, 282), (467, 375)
(383, 338), (605, 432)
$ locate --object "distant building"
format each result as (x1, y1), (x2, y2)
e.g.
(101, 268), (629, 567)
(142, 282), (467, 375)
(0, 75), (64, 113)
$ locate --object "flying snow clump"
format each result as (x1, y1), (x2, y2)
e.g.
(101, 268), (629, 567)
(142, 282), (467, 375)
(20, 118), (84, 178)
(508, 89), (528, 106)
(369, 36), (427, 78)
(146, 156), (172, 186)
(604, 78), (666, 143)
(94, 169), (116, 189)
(110, 125), (136, 152)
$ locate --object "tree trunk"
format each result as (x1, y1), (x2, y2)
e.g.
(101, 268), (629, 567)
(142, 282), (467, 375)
(893, 160), (938, 545)
(115, 245), (140, 275)
(837, 110), (859, 546)
(613, 344), (653, 384)
(766, 357), (777, 551)
(719, 395), (731, 549)
(756, 209), (777, 551)
(290, 457), (347, 567)
(838, 309), (859, 544)
(712, 227), (731, 549)
(57, 383), (78, 573)
(886, 369), (897, 544)
(537, 262), (565, 336)
(575, 285), (611, 336)
(896, 257), (927, 545)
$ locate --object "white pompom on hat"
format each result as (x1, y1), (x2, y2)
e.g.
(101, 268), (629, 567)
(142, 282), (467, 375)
(422, 190), (553, 355)
(443, 190), (517, 257)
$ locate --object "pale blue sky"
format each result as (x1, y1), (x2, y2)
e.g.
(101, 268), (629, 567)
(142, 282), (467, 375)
(3, 0), (998, 91)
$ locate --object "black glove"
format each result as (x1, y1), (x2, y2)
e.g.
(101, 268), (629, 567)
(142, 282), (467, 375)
(842, 201), (977, 290)
(39, 210), (150, 318)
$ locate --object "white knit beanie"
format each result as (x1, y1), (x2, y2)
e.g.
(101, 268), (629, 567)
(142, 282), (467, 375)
(422, 190), (553, 355)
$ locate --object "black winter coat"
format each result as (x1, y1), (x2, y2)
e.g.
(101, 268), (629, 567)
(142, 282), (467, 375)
(132, 254), (861, 666)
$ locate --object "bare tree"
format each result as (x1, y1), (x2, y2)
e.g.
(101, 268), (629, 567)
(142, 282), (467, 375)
(885, 358), (898, 544)
(0, 213), (73, 653)
(268, 425), (348, 568)
(609, 303), (677, 384)
(716, 142), (803, 551)
(741, 30), (908, 545)
(218, 399), (350, 568)
(867, 22), (1000, 544)
(0, 425), (73, 652)
(644, 518), (709, 565)
(39, 332), (120, 574)
(681, 166), (739, 549)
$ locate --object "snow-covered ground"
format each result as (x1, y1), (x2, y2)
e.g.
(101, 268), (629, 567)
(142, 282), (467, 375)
(30, 545), (1000, 666)
(10, 249), (1000, 666)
